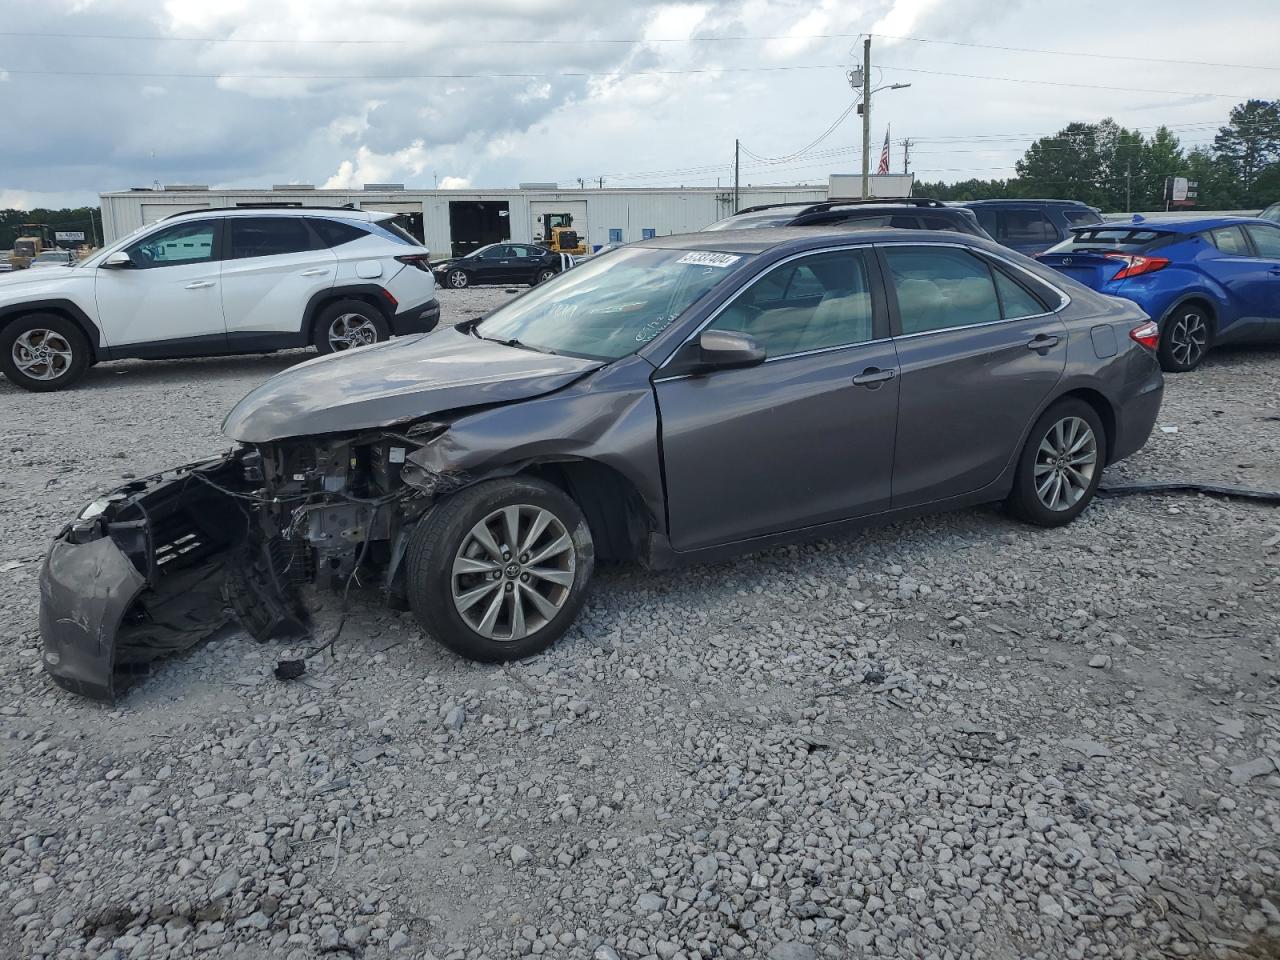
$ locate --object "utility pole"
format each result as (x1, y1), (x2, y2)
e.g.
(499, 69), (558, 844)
(734, 139), (740, 213)
(1125, 160), (1132, 212)
(861, 36), (871, 199)
(901, 137), (913, 175)
(598, 176), (604, 189)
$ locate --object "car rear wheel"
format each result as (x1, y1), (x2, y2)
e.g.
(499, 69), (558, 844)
(1158, 305), (1211, 372)
(534, 268), (557, 285)
(313, 299), (390, 355)
(405, 478), (595, 662)
(1006, 398), (1105, 528)
(447, 269), (470, 289)
(0, 313), (90, 392)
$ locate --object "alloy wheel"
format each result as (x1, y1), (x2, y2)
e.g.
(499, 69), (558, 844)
(328, 313), (380, 351)
(450, 504), (575, 641)
(12, 328), (74, 381)
(537, 269), (556, 283)
(449, 270), (469, 288)
(1033, 416), (1098, 512)
(1168, 312), (1208, 368)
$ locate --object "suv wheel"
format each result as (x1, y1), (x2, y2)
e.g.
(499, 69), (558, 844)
(447, 269), (470, 289)
(1158, 305), (1211, 372)
(1006, 398), (1105, 528)
(0, 313), (90, 391)
(534, 268), (556, 285)
(313, 299), (390, 355)
(405, 478), (595, 662)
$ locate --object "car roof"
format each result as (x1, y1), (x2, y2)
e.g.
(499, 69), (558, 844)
(1074, 216), (1279, 233)
(162, 206), (386, 223)
(639, 226), (997, 256)
(956, 199), (1096, 207)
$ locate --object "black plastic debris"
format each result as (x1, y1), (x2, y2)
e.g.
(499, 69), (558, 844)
(274, 659), (306, 682)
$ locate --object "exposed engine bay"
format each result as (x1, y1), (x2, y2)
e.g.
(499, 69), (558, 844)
(40, 426), (450, 702)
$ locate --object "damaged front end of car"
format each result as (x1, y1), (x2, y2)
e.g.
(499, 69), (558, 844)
(40, 424), (454, 702)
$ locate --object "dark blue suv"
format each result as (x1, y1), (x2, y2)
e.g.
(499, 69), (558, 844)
(1037, 216), (1280, 371)
(953, 200), (1103, 256)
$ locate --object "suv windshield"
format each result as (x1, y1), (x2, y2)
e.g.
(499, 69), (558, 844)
(703, 207), (809, 231)
(1048, 228), (1172, 253)
(474, 246), (741, 359)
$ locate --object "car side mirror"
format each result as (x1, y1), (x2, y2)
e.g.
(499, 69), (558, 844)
(100, 251), (134, 269)
(666, 330), (766, 376)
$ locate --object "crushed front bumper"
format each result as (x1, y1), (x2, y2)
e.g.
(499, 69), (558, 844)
(39, 452), (256, 701)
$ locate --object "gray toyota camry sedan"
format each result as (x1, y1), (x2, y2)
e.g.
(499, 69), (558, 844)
(40, 228), (1164, 700)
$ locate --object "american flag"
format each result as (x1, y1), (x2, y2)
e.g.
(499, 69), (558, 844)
(877, 127), (891, 175)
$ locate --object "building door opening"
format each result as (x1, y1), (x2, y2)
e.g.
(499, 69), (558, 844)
(448, 201), (510, 257)
(361, 202), (426, 243)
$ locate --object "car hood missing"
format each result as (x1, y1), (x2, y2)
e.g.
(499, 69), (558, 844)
(222, 327), (605, 442)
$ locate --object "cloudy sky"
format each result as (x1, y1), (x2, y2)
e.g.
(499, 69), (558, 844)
(1, 0), (1276, 208)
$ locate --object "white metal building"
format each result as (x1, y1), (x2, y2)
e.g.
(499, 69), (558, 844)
(99, 184), (838, 255)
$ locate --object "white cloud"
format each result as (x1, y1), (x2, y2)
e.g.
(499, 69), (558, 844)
(439, 176), (471, 189)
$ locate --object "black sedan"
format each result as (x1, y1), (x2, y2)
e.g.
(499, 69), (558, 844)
(433, 242), (574, 289)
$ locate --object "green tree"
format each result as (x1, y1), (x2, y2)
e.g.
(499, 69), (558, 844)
(1015, 122), (1105, 206)
(1212, 98), (1280, 202)
(0, 208), (101, 250)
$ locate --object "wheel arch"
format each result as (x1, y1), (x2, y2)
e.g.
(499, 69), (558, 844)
(302, 285), (395, 342)
(518, 458), (655, 563)
(1158, 292), (1218, 336)
(1054, 387), (1116, 465)
(0, 300), (103, 362)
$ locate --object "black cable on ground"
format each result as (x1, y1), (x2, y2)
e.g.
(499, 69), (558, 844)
(1097, 481), (1280, 504)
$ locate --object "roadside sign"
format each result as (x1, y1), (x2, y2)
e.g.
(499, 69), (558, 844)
(55, 231), (85, 242)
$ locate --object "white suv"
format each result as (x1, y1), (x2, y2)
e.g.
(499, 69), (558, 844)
(0, 207), (439, 391)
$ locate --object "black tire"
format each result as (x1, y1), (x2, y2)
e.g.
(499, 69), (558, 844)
(446, 269), (470, 289)
(405, 478), (595, 662)
(0, 313), (90, 392)
(312, 299), (390, 355)
(1006, 398), (1106, 528)
(1157, 304), (1212, 373)
(533, 268), (557, 285)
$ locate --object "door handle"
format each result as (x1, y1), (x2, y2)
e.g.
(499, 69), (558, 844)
(184, 280), (216, 290)
(1269, 267), (1280, 276)
(1027, 334), (1060, 351)
(299, 268), (330, 277)
(852, 367), (896, 387)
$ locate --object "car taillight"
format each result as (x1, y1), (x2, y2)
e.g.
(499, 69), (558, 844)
(1129, 320), (1160, 350)
(1104, 253), (1170, 280)
(395, 253), (433, 273)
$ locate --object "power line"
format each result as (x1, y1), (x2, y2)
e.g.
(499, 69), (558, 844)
(3, 28), (1276, 72)
(740, 100), (860, 164)
(877, 63), (1256, 99)
(870, 33), (1280, 73)
(0, 62), (1261, 100)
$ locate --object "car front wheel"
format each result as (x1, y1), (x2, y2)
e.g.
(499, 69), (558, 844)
(1006, 398), (1105, 528)
(1158, 305), (1211, 372)
(447, 269), (470, 289)
(0, 313), (90, 391)
(405, 478), (595, 662)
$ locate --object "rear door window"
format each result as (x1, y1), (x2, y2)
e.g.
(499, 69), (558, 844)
(992, 269), (1047, 318)
(998, 210), (1058, 245)
(309, 218), (367, 248)
(228, 217), (315, 259)
(1244, 224), (1280, 257)
(1064, 209), (1103, 227)
(883, 246), (1001, 334)
(1208, 226), (1251, 256)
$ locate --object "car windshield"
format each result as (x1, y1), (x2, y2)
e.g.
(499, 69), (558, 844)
(703, 207), (808, 231)
(1261, 203), (1280, 223)
(474, 246), (742, 359)
(1048, 228), (1172, 253)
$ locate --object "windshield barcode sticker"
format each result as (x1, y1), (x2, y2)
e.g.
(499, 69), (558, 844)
(676, 252), (741, 268)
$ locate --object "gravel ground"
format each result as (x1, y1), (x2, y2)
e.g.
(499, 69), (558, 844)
(1, 289), (1279, 960)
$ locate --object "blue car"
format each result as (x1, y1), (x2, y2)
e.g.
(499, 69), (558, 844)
(1037, 216), (1280, 371)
